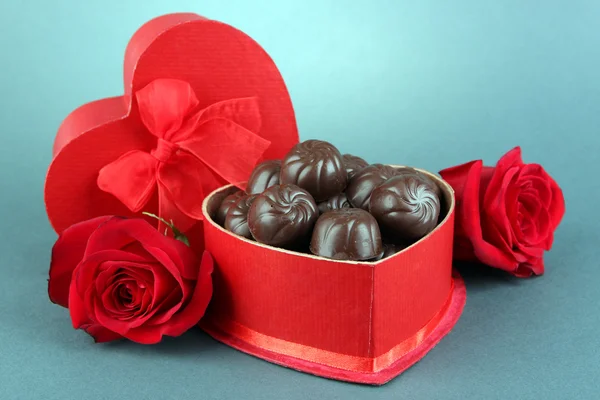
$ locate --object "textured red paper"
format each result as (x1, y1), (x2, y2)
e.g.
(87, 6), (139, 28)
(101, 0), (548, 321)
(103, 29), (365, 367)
(200, 170), (466, 385)
(44, 13), (299, 246)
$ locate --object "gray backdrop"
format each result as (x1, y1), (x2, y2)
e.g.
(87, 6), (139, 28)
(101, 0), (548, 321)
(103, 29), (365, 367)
(1, 0), (598, 399)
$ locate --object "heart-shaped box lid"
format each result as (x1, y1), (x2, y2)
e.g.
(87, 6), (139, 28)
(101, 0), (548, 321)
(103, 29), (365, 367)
(45, 13), (299, 240)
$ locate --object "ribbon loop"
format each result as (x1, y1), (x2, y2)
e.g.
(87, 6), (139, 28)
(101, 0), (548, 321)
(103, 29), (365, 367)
(98, 78), (270, 231)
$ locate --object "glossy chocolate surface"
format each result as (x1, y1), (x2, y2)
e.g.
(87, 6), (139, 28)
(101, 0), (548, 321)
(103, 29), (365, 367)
(345, 164), (399, 210)
(246, 160), (281, 195)
(342, 154), (369, 179)
(280, 140), (347, 202)
(374, 243), (406, 260)
(215, 190), (244, 226)
(309, 208), (383, 261)
(369, 175), (441, 241)
(248, 184), (318, 248)
(224, 194), (258, 239)
(394, 167), (441, 198)
(317, 192), (351, 214)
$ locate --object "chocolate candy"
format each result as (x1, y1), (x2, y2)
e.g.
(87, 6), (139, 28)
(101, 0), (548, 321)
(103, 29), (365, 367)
(310, 208), (383, 261)
(246, 160), (281, 195)
(369, 175), (440, 241)
(343, 154), (369, 179)
(280, 140), (347, 202)
(248, 184), (318, 248)
(317, 192), (351, 214)
(374, 243), (407, 260)
(215, 190), (244, 225)
(394, 167), (441, 198)
(224, 194), (258, 239)
(345, 164), (399, 210)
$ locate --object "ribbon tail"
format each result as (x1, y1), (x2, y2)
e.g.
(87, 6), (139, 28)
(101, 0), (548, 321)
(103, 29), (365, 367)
(156, 152), (221, 232)
(179, 118), (271, 189)
(157, 184), (198, 234)
(97, 150), (158, 212)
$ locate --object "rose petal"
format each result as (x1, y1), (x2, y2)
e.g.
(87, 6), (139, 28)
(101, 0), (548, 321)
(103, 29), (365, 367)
(102, 282), (137, 319)
(142, 286), (185, 327)
(160, 251), (214, 336)
(481, 213), (520, 261)
(121, 241), (154, 260)
(518, 165), (552, 208)
(123, 251), (214, 344)
(73, 251), (148, 297)
(449, 160), (518, 271)
(483, 165), (520, 251)
(84, 324), (123, 343)
(83, 218), (145, 258)
(87, 218), (197, 279)
(142, 246), (187, 297)
(546, 174), (566, 231)
(48, 216), (112, 308)
(478, 166), (496, 201)
(94, 296), (136, 336)
(439, 160), (478, 196)
(68, 270), (92, 330)
(493, 147), (524, 175)
(145, 263), (180, 306)
(514, 257), (545, 277)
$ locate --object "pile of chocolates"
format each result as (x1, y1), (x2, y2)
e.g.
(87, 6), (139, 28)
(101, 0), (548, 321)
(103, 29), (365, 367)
(214, 140), (443, 261)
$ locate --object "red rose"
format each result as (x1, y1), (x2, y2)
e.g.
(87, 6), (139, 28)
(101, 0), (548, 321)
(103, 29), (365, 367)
(48, 216), (213, 344)
(439, 147), (565, 277)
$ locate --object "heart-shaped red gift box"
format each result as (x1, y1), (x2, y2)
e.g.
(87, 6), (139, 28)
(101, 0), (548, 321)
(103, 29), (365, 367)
(45, 13), (299, 248)
(44, 13), (466, 386)
(201, 173), (465, 385)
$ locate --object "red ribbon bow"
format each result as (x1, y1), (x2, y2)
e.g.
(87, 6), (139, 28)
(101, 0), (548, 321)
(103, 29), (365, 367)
(97, 79), (270, 232)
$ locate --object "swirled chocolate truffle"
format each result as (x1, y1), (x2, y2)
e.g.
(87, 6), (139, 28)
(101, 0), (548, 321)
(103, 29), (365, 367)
(280, 140), (347, 202)
(215, 190), (244, 226)
(345, 164), (399, 210)
(343, 154), (369, 179)
(394, 166), (441, 198)
(224, 194), (258, 239)
(317, 192), (351, 214)
(248, 184), (318, 248)
(246, 160), (281, 195)
(369, 175), (440, 241)
(310, 209), (383, 261)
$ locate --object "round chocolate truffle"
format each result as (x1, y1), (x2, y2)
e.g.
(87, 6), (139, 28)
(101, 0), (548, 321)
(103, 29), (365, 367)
(317, 192), (352, 214)
(345, 164), (399, 210)
(369, 175), (441, 241)
(224, 194), (258, 239)
(342, 154), (369, 179)
(279, 140), (347, 202)
(310, 208), (383, 261)
(394, 166), (442, 198)
(248, 184), (318, 248)
(246, 160), (281, 195)
(215, 190), (244, 226)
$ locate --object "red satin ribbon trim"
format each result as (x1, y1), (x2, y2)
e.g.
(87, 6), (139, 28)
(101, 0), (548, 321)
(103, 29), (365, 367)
(207, 281), (454, 373)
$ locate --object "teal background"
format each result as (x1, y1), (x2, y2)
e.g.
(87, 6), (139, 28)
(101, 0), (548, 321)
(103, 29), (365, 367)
(1, 0), (599, 398)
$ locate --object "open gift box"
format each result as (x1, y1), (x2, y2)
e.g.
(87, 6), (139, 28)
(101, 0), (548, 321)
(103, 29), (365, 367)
(44, 12), (466, 386)
(200, 171), (466, 385)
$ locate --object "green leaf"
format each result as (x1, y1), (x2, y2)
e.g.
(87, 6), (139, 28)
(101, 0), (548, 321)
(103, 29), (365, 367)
(174, 234), (190, 246)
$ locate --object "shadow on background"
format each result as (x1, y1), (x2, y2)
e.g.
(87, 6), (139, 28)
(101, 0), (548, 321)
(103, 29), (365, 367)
(454, 261), (529, 293)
